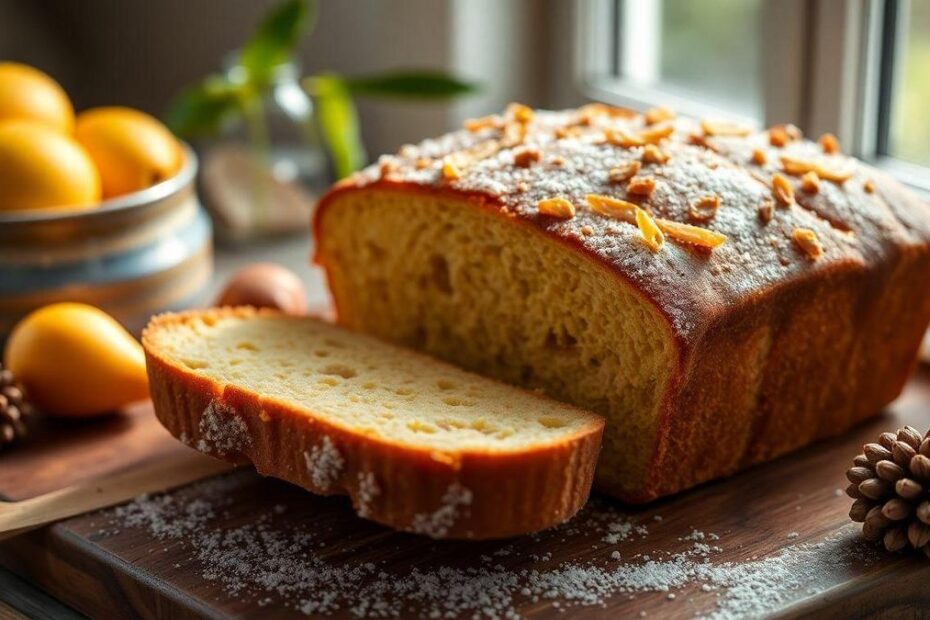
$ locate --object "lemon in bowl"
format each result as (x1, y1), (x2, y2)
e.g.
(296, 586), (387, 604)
(75, 107), (183, 200)
(0, 61), (74, 134)
(0, 120), (101, 212)
(0, 64), (211, 337)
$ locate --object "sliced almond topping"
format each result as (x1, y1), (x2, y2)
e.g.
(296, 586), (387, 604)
(701, 119), (752, 137)
(605, 128), (645, 148)
(772, 172), (795, 205)
(513, 147), (541, 168)
(506, 102), (534, 124)
(758, 200), (775, 223)
(768, 124), (800, 147)
(768, 126), (791, 147)
(801, 170), (820, 193)
(792, 228), (823, 260)
(689, 194), (720, 222)
(644, 106), (675, 126)
(577, 102), (612, 119)
(688, 133), (708, 147)
(864, 179), (875, 193)
(581, 224), (594, 236)
(639, 122), (675, 144)
(464, 115), (501, 132)
(656, 218), (727, 249)
(608, 160), (641, 184)
(415, 157), (432, 170)
(636, 208), (665, 252)
(606, 105), (637, 119)
(819, 133), (840, 154)
(575, 102), (634, 120)
(537, 197), (575, 219)
(574, 114), (593, 127)
(813, 163), (855, 183)
(751, 148), (768, 165)
(642, 144), (670, 164)
(780, 155), (854, 183)
(627, 175), (656, 196)
(442, 161), (462, 181)
(378, 158), (399, 177)
(586, 194), (638, 223)
(576, 103), (623, 126)
(554, 125), (582, 139)
(780, 155), (813, 176)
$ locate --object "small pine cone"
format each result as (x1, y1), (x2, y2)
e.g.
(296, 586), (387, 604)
(847, 425), (930, 557)
(0, 363), (36, 451)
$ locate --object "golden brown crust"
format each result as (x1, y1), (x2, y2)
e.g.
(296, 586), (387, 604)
(313, 105), (930, 503)
(142, 308), (604, 538)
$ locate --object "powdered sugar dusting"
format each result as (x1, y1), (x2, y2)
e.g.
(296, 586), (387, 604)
(409, 483), (473, 538)
(104, 474), (876, 618)
(197, 400), (251, 456)
(356, 471), (380, 518)
(303, 436), (344, 490)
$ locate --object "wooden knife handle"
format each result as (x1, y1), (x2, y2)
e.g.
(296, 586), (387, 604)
(0, 451), (232, 541)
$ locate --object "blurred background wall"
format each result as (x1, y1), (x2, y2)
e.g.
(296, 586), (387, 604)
(0, 0), (574, 157)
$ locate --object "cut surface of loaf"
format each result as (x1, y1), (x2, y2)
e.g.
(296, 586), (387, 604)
(314, 104), (930, 502)
(142, 308), (604, 539)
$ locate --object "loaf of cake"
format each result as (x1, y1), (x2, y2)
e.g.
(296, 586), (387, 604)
(143, 308), (604, 538)
(314, 103), (930, 502)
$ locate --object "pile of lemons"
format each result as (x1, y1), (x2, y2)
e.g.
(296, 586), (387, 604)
(0, 62), (183, 213)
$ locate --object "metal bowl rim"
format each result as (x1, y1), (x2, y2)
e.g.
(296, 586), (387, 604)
(0, 142), (198, 224)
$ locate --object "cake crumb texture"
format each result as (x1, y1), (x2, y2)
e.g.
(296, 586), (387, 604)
(142, 308), (604, 538)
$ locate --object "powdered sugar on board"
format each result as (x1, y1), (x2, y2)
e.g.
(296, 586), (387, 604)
(99, 470), (878, 619)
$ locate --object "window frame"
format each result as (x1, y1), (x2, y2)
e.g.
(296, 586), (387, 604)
(572, 0), (930, 200)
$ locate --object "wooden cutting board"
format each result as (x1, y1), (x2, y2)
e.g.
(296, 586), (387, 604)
(2, 370), (930, 619)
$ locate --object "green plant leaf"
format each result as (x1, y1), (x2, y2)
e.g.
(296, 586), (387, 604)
(163, 77), (244, 139)
(238, 0), (314, 85)
(345, 70), (478, 100)
(305, 74), (366, 179)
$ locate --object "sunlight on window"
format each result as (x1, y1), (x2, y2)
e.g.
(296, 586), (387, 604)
(890, 0), (930, 166)
(618, 0), (763, 118)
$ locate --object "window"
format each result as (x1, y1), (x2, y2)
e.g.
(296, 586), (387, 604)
(883, 0), (930, 168)
(577, 0), (930, 197)
(613, 0), (765, 120)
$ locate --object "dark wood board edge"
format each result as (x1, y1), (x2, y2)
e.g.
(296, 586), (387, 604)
(0, 568), (85, 620)
(0, 527), (223, 620)
(777, 559), (930, 619)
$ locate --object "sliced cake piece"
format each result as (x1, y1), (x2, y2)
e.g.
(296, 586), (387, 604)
(142, 308), (604, 539)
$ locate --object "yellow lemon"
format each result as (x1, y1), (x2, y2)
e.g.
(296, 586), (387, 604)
(0, 62), (75, 133)
(0, 120), (101, 212)
(75, 107), (182, 199)
(4, 303), (150, 417)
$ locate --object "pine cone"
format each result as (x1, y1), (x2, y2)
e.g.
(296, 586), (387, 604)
(847, 425), (930, 557)
(0, 363), (35, 450)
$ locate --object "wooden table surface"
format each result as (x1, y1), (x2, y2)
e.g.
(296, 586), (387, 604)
(2, 370), (930, 619)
